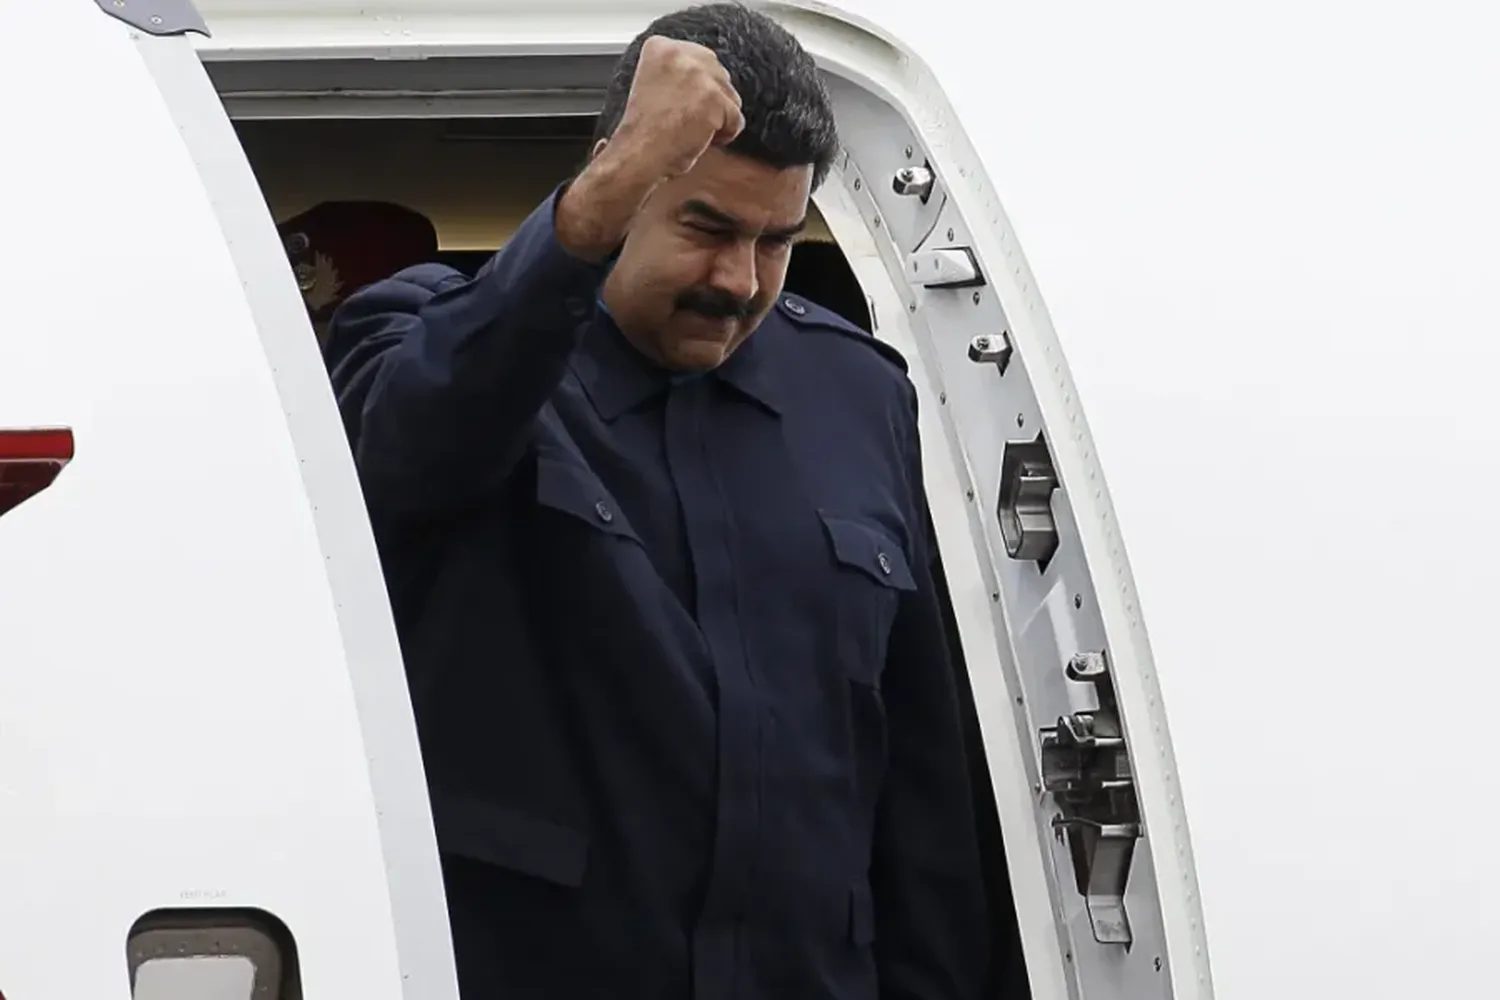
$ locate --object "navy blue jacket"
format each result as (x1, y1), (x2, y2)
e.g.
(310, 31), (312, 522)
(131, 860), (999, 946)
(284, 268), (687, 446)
(325, 187), (989, 1000)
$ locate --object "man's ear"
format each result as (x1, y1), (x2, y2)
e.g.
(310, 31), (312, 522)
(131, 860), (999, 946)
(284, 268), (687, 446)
(589, 138), (608, 161)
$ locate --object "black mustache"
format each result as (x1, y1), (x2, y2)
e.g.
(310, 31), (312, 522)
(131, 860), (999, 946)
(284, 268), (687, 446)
(675, 288), (753, 320)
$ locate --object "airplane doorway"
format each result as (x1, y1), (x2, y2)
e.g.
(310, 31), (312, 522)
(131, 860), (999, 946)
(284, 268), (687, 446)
(234, 113), (1026, 1000)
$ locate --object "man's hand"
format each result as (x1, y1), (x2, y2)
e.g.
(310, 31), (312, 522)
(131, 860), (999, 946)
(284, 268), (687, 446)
(557, 37), (745, 261)
(611, 36), (746, 180)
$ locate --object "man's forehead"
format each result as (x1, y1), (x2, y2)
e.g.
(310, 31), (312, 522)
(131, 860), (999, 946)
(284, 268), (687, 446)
(665, 148), (813, 229)
(677, 197), (808, 237)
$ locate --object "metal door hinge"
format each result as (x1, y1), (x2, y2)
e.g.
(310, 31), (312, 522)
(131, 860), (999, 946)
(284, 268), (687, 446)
(1040, 650), (1142, 946)
(95, 0), (210, 36)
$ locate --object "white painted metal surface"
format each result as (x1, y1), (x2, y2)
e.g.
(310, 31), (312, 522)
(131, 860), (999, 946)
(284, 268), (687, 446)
(0, 2), (455, 998)
(843, 2), (1500, 998)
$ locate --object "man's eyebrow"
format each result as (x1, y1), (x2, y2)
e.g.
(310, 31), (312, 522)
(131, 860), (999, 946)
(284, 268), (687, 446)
(681, 199), (808, 239)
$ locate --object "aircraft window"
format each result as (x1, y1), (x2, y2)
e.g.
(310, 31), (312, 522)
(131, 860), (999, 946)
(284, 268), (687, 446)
(134, 956), (255, 1000)
(127, 909), (300, 1000)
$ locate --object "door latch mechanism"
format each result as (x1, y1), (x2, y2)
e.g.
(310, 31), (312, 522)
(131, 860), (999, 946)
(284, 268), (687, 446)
(967, 332), (1013, 374)
(906, 247), (984, 289)
(997, 435), (1059, 568)
(892, 163), (936, 202)
(1039, 650), (1142, 946)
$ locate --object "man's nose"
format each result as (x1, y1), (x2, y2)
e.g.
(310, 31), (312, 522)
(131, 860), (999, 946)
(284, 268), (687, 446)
(710, 241), (758, 305)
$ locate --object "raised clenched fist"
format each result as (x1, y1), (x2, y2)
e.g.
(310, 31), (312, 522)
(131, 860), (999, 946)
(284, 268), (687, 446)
(555, 36), (747, 261)
(613, 36), (746, 180)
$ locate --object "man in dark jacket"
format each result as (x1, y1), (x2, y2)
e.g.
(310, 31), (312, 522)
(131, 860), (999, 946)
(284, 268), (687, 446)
(276, 200), (438, 344)
(325, 4), (990, 998)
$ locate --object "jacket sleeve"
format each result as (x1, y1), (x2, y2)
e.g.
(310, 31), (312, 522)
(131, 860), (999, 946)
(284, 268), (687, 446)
(871, 383), (991, 1000)
(324, 185), (609, 520)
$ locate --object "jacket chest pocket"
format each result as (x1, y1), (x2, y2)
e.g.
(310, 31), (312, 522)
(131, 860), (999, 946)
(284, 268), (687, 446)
(533, 456), (643, 546)
(818, 511), (916, 688)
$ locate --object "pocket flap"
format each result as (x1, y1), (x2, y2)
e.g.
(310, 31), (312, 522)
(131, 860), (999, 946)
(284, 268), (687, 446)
(819, 513), (916, 591)
(534, 457), (641, 543)
(430, 790), (589, 888)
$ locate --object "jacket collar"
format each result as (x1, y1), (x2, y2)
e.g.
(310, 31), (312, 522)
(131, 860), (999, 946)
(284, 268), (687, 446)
(573, 301), (783, 420)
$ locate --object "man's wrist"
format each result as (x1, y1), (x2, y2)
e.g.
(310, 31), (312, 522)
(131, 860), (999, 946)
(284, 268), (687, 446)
(554, 146), (657, 262)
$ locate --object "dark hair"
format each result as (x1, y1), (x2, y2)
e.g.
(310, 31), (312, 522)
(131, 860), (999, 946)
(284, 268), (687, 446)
(594, 2), (840, 189)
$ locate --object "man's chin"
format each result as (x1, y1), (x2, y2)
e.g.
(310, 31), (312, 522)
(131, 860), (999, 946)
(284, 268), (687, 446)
(664, 340), (730, 372)
(664, 317), (741, 370)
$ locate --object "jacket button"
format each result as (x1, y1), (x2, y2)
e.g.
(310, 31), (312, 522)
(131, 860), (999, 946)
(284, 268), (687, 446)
(783, 297), (806, 316)
(877, 552), (892, 575)
(595, 501), (613, 523)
